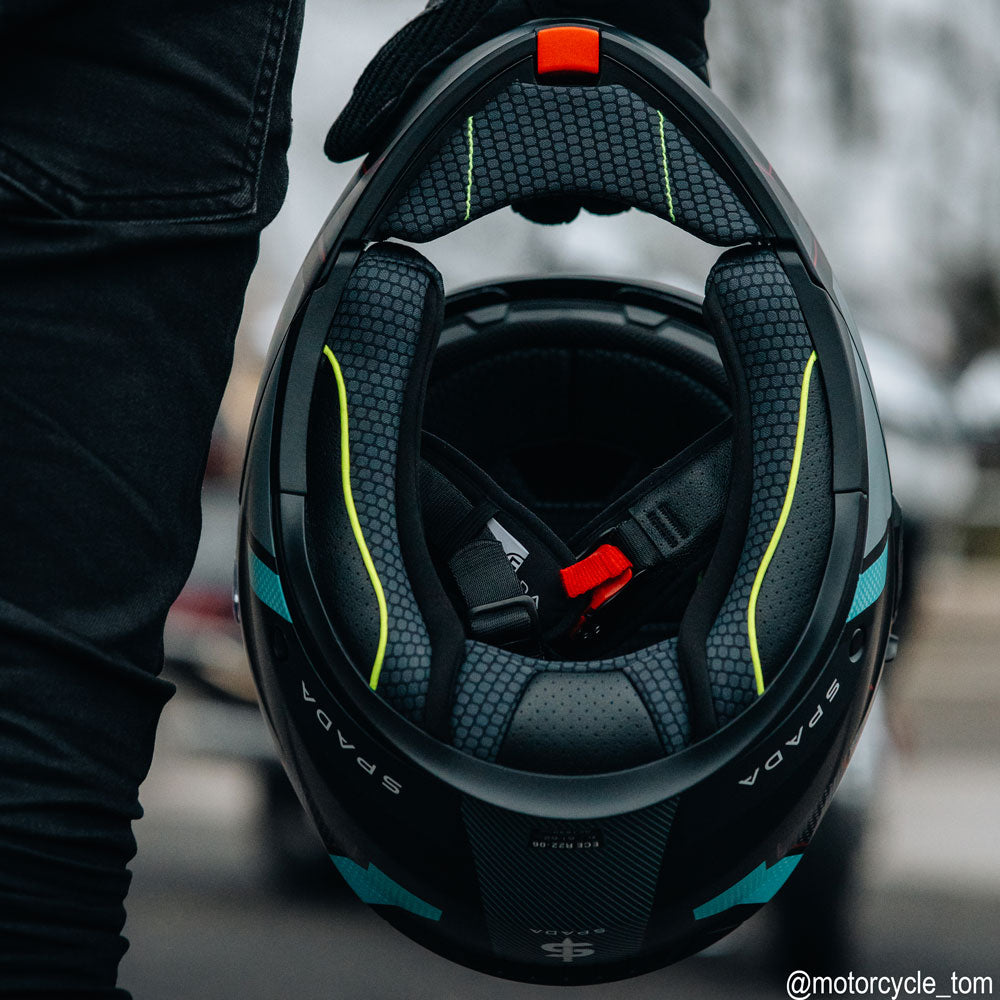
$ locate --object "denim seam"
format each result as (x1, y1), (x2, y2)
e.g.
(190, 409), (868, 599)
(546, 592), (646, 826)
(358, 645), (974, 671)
(0, 0), (292, 224)
(244, 0), (295, 222)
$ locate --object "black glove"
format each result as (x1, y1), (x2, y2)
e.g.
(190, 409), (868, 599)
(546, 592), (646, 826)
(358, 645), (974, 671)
(327, 2), (711, 211)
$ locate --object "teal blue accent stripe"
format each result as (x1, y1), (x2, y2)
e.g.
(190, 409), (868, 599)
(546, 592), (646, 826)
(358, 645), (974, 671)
(330, 856), (442, 921)
(847, 547), (888, 621)
(693, 856), (802, 920)
(249, 552), (291, 623)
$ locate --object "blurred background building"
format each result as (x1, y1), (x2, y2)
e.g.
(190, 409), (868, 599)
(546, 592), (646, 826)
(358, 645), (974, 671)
(122, 2), (1000, 996)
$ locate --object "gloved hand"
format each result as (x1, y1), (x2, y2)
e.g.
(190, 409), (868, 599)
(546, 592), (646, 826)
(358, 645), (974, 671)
(326, 1), (710, 222)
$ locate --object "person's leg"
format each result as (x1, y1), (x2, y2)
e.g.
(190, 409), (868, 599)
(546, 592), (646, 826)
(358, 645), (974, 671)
(0, 2), (303, 994)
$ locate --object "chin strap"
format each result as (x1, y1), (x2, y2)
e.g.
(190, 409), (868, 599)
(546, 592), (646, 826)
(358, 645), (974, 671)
(559, 422), (733, 640)
(420, 461), (541, 648)
(421, 421), (732, 653)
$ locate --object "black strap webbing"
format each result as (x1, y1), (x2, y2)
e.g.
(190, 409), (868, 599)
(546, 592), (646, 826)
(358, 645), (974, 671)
(611, 433), (732, 574)
(421, 420), (732, 654)
(448, 539), (538, 645)
(420, 462), (538, 647)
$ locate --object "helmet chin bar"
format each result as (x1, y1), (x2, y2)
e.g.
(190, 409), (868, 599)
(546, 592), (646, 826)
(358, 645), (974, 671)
(238, 20), (898, 985)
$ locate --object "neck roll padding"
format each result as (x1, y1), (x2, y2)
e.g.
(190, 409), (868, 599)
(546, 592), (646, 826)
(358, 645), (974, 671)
(377, 82), (762, 246)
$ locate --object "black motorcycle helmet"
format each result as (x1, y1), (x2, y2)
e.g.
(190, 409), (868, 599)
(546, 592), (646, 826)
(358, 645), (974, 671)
(237, 22), (901, 984)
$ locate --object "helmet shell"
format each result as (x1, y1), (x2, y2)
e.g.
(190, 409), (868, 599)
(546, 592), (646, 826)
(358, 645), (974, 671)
(237, 22), (900, 984)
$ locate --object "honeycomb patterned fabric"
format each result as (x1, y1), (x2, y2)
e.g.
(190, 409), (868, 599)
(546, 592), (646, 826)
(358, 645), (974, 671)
(376, 82), (761, 246)
(450, 247), (825, 760)
(322, 246), (436, 722)
(703, 249), (826, 724)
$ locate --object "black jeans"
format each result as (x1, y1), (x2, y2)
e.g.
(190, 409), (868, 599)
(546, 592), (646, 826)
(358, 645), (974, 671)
(0, 2), (303, 995)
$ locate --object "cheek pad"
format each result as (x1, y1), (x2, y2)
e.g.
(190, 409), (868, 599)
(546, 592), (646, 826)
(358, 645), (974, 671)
(698, 248), (834, 725)
(306, 243), (441, 725)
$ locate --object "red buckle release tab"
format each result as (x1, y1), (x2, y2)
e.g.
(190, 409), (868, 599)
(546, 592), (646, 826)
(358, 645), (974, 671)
(537, 26), (601, 76)
(561, 544), (632, 602)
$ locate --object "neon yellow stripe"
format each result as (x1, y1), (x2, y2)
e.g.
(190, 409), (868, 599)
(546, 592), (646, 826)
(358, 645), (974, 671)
(657, 111), (676, 223)
(464, 116), (475, 222)
(323, 347), (389, 690)
(747, 351), (818, 696)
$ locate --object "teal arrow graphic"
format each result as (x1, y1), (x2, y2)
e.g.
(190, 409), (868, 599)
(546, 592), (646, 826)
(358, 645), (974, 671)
(693, 856), (802, 920)
(330, 855), (442, 921)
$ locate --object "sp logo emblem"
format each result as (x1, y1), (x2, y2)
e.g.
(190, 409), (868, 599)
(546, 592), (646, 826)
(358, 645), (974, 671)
(541, 937), (596, 963)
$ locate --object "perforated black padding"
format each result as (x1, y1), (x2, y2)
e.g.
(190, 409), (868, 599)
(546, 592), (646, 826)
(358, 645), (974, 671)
(377, 82), (761, 245)
(451, 641), (690, 762)
(497, 671), (664, 774)
(307, 245), (439, 723)
(703, 249), (831, 724)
